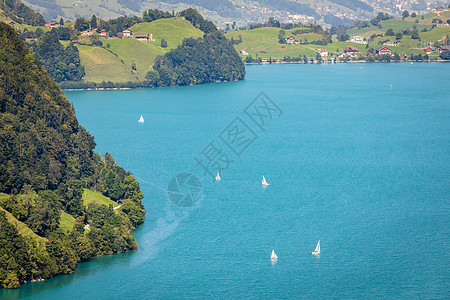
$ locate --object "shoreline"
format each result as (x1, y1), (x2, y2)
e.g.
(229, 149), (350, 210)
(61, 60), (448, 91)
(245, 58), (450, 65)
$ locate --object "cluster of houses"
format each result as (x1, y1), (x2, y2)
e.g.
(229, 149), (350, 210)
(116, 29), (154, 41)
(423, 44), (450, 54)
(44, 21), (60, 28)
(78, 28), (155, 42)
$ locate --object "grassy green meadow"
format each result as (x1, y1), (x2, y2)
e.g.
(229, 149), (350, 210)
(82, 189), (117, 208)
(74, 17), (203, 82)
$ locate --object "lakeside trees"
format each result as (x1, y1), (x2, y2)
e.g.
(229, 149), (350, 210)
(29, 31), (85, 82)
(150, 31), (245, 87)
(0, 22), (145, 288)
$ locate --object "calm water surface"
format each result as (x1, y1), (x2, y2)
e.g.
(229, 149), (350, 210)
(2, 63), (449, 299)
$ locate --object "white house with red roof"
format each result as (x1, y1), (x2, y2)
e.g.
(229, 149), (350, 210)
(315, 48), (328, 57)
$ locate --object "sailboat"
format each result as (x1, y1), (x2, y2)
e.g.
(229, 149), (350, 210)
(271, 249), (278, 260)
(312, 240), (320, 255)
(262, 176), (269, 186)
(215, 172), (221, 181)
(138, 115), (144, 123)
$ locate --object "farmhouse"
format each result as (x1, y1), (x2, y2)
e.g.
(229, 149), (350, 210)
(286, 36), (298, 44)
(239, 49), (248, 55)
(123, 29), (132, 37)
(44, 21), (59, 28)
(376, 47), (391, 55)
(315, 48), (328, 57)
(117, 33), (124, 39)
(135, 32), (149, 41)
(100, 31), (108, 37)
(3, 21), (15, 27)
(423, 46), (433, 54)
(344, 46), (358, 53)
(383, 40), (399, 47)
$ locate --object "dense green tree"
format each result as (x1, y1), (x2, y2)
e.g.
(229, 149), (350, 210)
(411, 12), (417, 18)
(59, 18), (64, 26)
(338, 33), (350, 41)
(402, 10), (409, 18)
(30, 31), (85, 82)
(151, 31), (245, 87)
(396, 32), (403, 40)
(180, 8), (217, 34)
(90, 15), (98, 29)
(0, 0), (46, 26)
(75, 18), (90, 32)
(161, 38), (167, 48)
(385, 28), (395, 36)
(440, 50), (450, 60)
(278, 30), (286, 44)
(411, 29), (419, 39)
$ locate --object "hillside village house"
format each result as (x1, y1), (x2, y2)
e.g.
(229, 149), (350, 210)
(239, 49), (248, 55)
(343, 46), (359, 53)
(123, 29), (132, 37)
(423, 46), (433, 54)
(383, 40), (399, 47)
(44, 21), (59, 28)
(436, 23), (449, 28)
(80, 30), (94, 36)
(376, 47), (392, 55)
(3, 21), (15, 27)
(315, 48), (328, 57)
(117, 33), (124, 39)
(350, 36), (366, 44)
(100, 31), (107, 37)
(437, 45), (450, 53)
(135, 32), (149, 41)
(286, 36), (299, 44)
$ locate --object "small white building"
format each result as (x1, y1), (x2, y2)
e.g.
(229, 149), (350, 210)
(383, 40), (399, 47)
(350, 36), (366, 44)
(240, 49), (248, 55)
(315, 48), (328, 57)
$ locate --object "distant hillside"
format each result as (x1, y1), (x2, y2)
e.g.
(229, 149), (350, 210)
(225, 10), (450, 60)
(75, 17), (204, 83)
(14, 7), (244, 88)
(20, 0), (450, 27)
(0, 0), (45, 25)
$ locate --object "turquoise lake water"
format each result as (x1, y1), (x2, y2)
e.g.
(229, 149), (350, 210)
(2, 63), (450, 299)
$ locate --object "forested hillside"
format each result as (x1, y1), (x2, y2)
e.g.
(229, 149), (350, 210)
(0, 22), (145, 288)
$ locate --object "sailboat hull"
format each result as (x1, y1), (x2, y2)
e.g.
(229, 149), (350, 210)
(312, 251), (320, 255)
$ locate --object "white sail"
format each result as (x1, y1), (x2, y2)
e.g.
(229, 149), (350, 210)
(271, 249), (278, 260)
(262, 176), (269, 186)
(215, 172), (221, 181)
(138, 115), (144, 123)
(312, 240), (320, 255)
